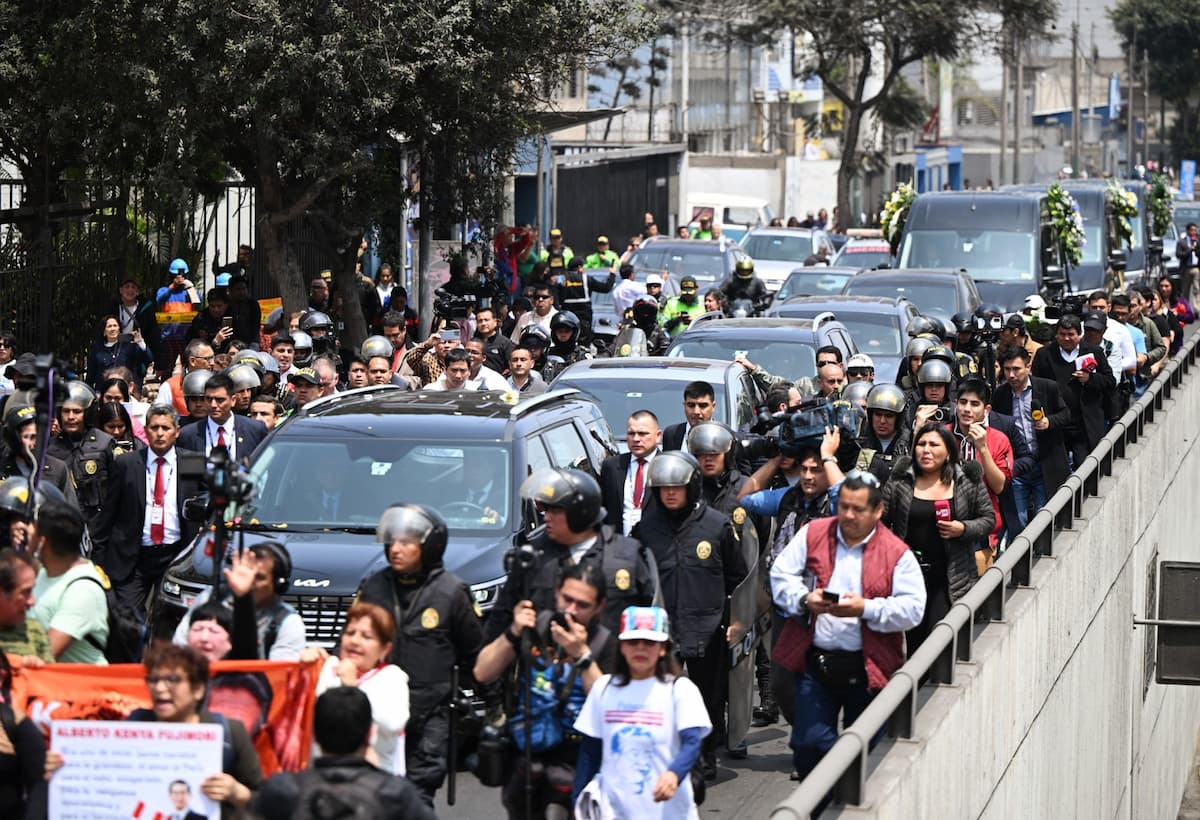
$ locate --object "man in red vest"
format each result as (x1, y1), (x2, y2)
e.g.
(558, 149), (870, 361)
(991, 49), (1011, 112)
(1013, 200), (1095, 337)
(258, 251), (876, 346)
(769, 472), (926, 787)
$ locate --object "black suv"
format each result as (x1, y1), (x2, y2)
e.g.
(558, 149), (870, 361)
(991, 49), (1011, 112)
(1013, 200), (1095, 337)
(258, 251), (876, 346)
(150, 387), (617, 645)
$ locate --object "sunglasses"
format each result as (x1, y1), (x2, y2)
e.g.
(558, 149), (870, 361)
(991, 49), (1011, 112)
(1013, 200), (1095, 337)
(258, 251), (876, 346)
(844, 468), (881, 487)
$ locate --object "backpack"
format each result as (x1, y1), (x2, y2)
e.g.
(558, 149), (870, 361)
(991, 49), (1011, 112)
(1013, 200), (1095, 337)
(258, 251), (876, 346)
(291, 765), (390, 820)
(62, 568), (142, 663)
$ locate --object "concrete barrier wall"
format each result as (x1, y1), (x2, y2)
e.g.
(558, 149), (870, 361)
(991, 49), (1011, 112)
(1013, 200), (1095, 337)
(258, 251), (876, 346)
(833, 375), (1200, 819)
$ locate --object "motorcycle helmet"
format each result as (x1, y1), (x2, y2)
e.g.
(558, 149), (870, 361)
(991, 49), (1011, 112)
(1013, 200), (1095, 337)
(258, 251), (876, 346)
(290, 330), (314, 366)
(734, 258), (755, 279)
(550, 311), (582, 347)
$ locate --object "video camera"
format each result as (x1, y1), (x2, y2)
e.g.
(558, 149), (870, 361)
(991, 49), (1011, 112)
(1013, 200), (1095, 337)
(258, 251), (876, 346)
(972, 313), (1003, 337)
(752, 396), (861, 457)
(1043, 293), (1088, 321)
(433, 288), (476, 321)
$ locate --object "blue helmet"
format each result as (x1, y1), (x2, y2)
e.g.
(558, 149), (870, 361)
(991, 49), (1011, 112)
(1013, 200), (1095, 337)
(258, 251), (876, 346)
(169, 258), (190, 277)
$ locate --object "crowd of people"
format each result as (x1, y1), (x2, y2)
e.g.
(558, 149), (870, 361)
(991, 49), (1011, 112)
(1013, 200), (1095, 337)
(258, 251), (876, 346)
(0, 221), (1192, 820)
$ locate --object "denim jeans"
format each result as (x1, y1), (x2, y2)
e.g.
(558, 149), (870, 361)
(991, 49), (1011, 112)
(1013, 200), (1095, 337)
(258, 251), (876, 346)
(790, 667), (874, 780)
(1012, 472), (1047, 531)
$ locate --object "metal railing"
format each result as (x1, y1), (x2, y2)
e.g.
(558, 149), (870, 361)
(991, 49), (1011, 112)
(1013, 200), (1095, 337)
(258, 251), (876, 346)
(772, 329), (1200, 818)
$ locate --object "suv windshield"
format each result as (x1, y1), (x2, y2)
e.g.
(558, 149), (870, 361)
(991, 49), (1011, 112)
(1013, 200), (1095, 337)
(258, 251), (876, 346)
(247, 439), (511, 532)
(776, 269), (854, 301)
(844, 279), (958, 318)
(781, 310), (903, 357)
(668, 338), (817, 379)
(900, 229), (1036, 282)
(742, 234), (815, 261)
(629, 246), (728, 285)
(559, 378), (728, 432)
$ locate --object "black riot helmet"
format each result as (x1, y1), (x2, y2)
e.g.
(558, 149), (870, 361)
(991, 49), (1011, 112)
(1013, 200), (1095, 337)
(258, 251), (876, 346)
(290, 330), (314, 366)
(866, 383), (906, 415)
(920, 345), (956, 369)
(646, 450), (703, 507)
(519, 467), (605, 533)
(950, 311), (974, 335)
(0, 476), (66, 522)
(685, 421), (734, 456)
(550, 311), (582, 347)
(299, 310), (335, 338)
(376, 503), (449, 569)
(906, 315), (941, 339)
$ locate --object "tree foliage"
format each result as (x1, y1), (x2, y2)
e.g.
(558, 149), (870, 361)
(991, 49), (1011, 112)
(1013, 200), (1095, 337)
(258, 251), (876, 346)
(1109, 0), (1200, 164)
(0, 0), (652, 344)
(743, 0), (1056, 225)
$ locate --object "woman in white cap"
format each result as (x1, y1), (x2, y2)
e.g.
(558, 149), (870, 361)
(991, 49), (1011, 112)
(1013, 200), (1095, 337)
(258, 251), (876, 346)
(572, 606), (711, 819)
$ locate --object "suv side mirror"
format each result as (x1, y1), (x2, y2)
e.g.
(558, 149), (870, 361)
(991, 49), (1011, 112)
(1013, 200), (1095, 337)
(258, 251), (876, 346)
(1109, 248), (1127, 273)
(182, 494), (210, 522)
(1043, 264), (1066, 291)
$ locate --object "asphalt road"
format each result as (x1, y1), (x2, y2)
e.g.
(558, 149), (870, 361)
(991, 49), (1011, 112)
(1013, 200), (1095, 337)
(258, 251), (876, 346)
(437, 720), (801, 819)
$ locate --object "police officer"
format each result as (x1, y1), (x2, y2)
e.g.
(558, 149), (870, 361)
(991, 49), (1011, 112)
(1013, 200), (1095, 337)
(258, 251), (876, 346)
(904, 357), (956, 432)
(626, 295), (671, 356)
(539, 227), (574, 273)
(545, 311), (591, 380)
(720, 259), (770, 315)
(223, 362), (262, 415)
(0, 475), (67, 551)
(350, 504), (483, 806)
(854, 383), (911, 484)
(583, 235), (619, 272)
(299, 310), (338, 358)
(555, 255), (614, 350)
(633, 451), (748, 779)
(661, 275), (706, 334)
(0, 403), (78, 508)
(514, 467), (657, 639)
(46, 381), (116, 534)
(686, 422), (748, 516)
(897, 335), (937, 390)
(180, 367), (214, 426)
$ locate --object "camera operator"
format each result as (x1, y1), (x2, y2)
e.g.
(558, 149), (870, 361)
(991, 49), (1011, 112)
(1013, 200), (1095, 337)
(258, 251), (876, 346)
(474, 563), (616, 820)
(350, 504), (482, 807)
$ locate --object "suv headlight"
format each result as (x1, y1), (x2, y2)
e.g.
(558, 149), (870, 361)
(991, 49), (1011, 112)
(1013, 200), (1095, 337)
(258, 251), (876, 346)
(470, 576), (506, 612)
(160, 575), (208, 608)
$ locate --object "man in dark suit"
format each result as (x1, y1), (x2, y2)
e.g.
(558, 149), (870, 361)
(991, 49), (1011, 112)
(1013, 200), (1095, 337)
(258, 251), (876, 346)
(994, 346), (1072, 530)
(1030, 313), (1113, 471)
(600, 410), (661, 535)
(1175, 222), (1199, 301)
(167, 779), (207, 820)
(982, 408), (1033, 541)
(176, 372), (268, 465)
(91, 406), (203, 614)
(662, 380), (717, 451)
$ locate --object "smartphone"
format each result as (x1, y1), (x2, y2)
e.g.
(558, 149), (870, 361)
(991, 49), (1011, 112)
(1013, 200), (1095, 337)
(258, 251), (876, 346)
(117, 333), (134, 344)
(934, 498), (952, 522)
(821, 589), (840, 604)
(438, 329), (460, 343)
(221, 316), (234, 329)
(551, 612), (571, 631)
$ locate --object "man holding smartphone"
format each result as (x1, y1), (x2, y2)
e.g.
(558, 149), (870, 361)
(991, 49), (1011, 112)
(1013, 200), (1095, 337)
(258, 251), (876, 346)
(185, 288), (235, 353)
(769, 473), (926, 793)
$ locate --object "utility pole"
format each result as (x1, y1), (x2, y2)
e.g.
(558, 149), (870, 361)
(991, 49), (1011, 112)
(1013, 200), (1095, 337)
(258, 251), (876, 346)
(1000, 31), (1009, 187)
(681, 22), (690, 147)
(1126, 31), (1136, 174)
(1071, 22), (1080, 178)
(1014, 45), (1023, 183)
(1142, 49), (1150, 170)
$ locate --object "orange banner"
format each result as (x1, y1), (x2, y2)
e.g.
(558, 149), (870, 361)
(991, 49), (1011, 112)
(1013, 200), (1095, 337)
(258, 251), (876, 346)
(9, 657), (320, 775)
(155, 297), (284, 341)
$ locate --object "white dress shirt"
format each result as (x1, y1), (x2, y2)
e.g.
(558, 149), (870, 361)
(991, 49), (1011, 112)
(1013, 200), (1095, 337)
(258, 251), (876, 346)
(206, 416), (236, 460)
(142, 448), (181, 545)
(623, 451), (658, 535)
(770, 522), (926, 651)
(611, 279), (646, 316)
(472, 366), (510, 391)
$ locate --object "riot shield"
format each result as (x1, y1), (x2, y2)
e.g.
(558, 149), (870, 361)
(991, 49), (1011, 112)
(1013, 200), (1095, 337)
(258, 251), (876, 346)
(725, 505), (761, 750)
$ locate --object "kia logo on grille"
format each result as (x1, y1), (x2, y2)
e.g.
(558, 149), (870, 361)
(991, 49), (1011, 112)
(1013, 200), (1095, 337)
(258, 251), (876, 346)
(293, 578), (331, 588)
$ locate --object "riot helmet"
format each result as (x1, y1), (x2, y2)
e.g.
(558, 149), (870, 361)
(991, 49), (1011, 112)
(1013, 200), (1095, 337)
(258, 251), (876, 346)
(376, 503), (449, 569)
(361, 336), (392, 361)
(645, 450), (703, 507)
(182, 368), (215, 398)
(685, 421), (734, 456)
(518, 467), (605, 532)
(224, 363), (262, 393)
(907, 315), (941, 338)
(0, 476), (66, 522)
(62, 381), (97, 411)
(916, 359), (953, 386)
(841, 380), (873, 407)
(904, 336), (937, 360)
(290, 330), (314, 366)
(866, 383), (907, 415)
(950, 310), (974, 334)
(921, 345), (956, 368)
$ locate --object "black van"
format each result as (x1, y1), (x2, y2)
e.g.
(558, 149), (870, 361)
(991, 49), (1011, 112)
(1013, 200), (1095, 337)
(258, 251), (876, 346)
(897, 190), (1066, 311)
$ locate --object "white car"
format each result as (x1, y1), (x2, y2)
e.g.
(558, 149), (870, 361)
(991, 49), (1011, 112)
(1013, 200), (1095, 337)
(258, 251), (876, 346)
(738, 227), (834, 291)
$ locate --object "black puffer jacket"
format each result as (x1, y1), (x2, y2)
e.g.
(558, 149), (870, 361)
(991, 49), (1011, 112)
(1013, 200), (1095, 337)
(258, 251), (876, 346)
(880, 458), (994, 602)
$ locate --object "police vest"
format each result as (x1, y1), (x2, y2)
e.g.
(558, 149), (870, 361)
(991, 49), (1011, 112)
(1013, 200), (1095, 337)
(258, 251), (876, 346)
(635, 502), (731, 657)
(575, 526), (658, 638)
(48, 430), (114, 512)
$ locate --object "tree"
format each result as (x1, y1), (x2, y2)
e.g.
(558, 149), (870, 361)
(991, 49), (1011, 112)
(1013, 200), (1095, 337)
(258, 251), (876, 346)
(743, 0), (1056, 227)
(1110, 0), (1200, 165)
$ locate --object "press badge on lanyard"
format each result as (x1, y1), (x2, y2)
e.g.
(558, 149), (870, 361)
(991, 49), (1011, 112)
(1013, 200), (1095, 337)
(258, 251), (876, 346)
(150, 504), (165, 525)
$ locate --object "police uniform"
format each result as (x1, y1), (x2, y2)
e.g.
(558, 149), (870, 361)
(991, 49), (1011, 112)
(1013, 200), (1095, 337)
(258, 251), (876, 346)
(0, 445), (79, 509)
(353, 566), (482, 802)
(48, 428), (117, 530)
(557, 266), (615, 348)
(661, 295), (706, 332)
(701, 467), (748, 517)
(634, 498), (747, 768)
(854, 427), (912, 485)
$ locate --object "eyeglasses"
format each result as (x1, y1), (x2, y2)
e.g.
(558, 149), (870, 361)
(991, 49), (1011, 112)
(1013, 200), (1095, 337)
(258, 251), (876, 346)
(844, 469), (881, 487)
(145, 674), (187, 687)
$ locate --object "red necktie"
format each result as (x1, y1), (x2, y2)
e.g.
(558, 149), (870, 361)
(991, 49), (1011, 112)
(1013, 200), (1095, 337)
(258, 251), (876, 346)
(151, 456), (166, 544)
(633, 458), (646, 508)
(216, 425), (227, 449)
